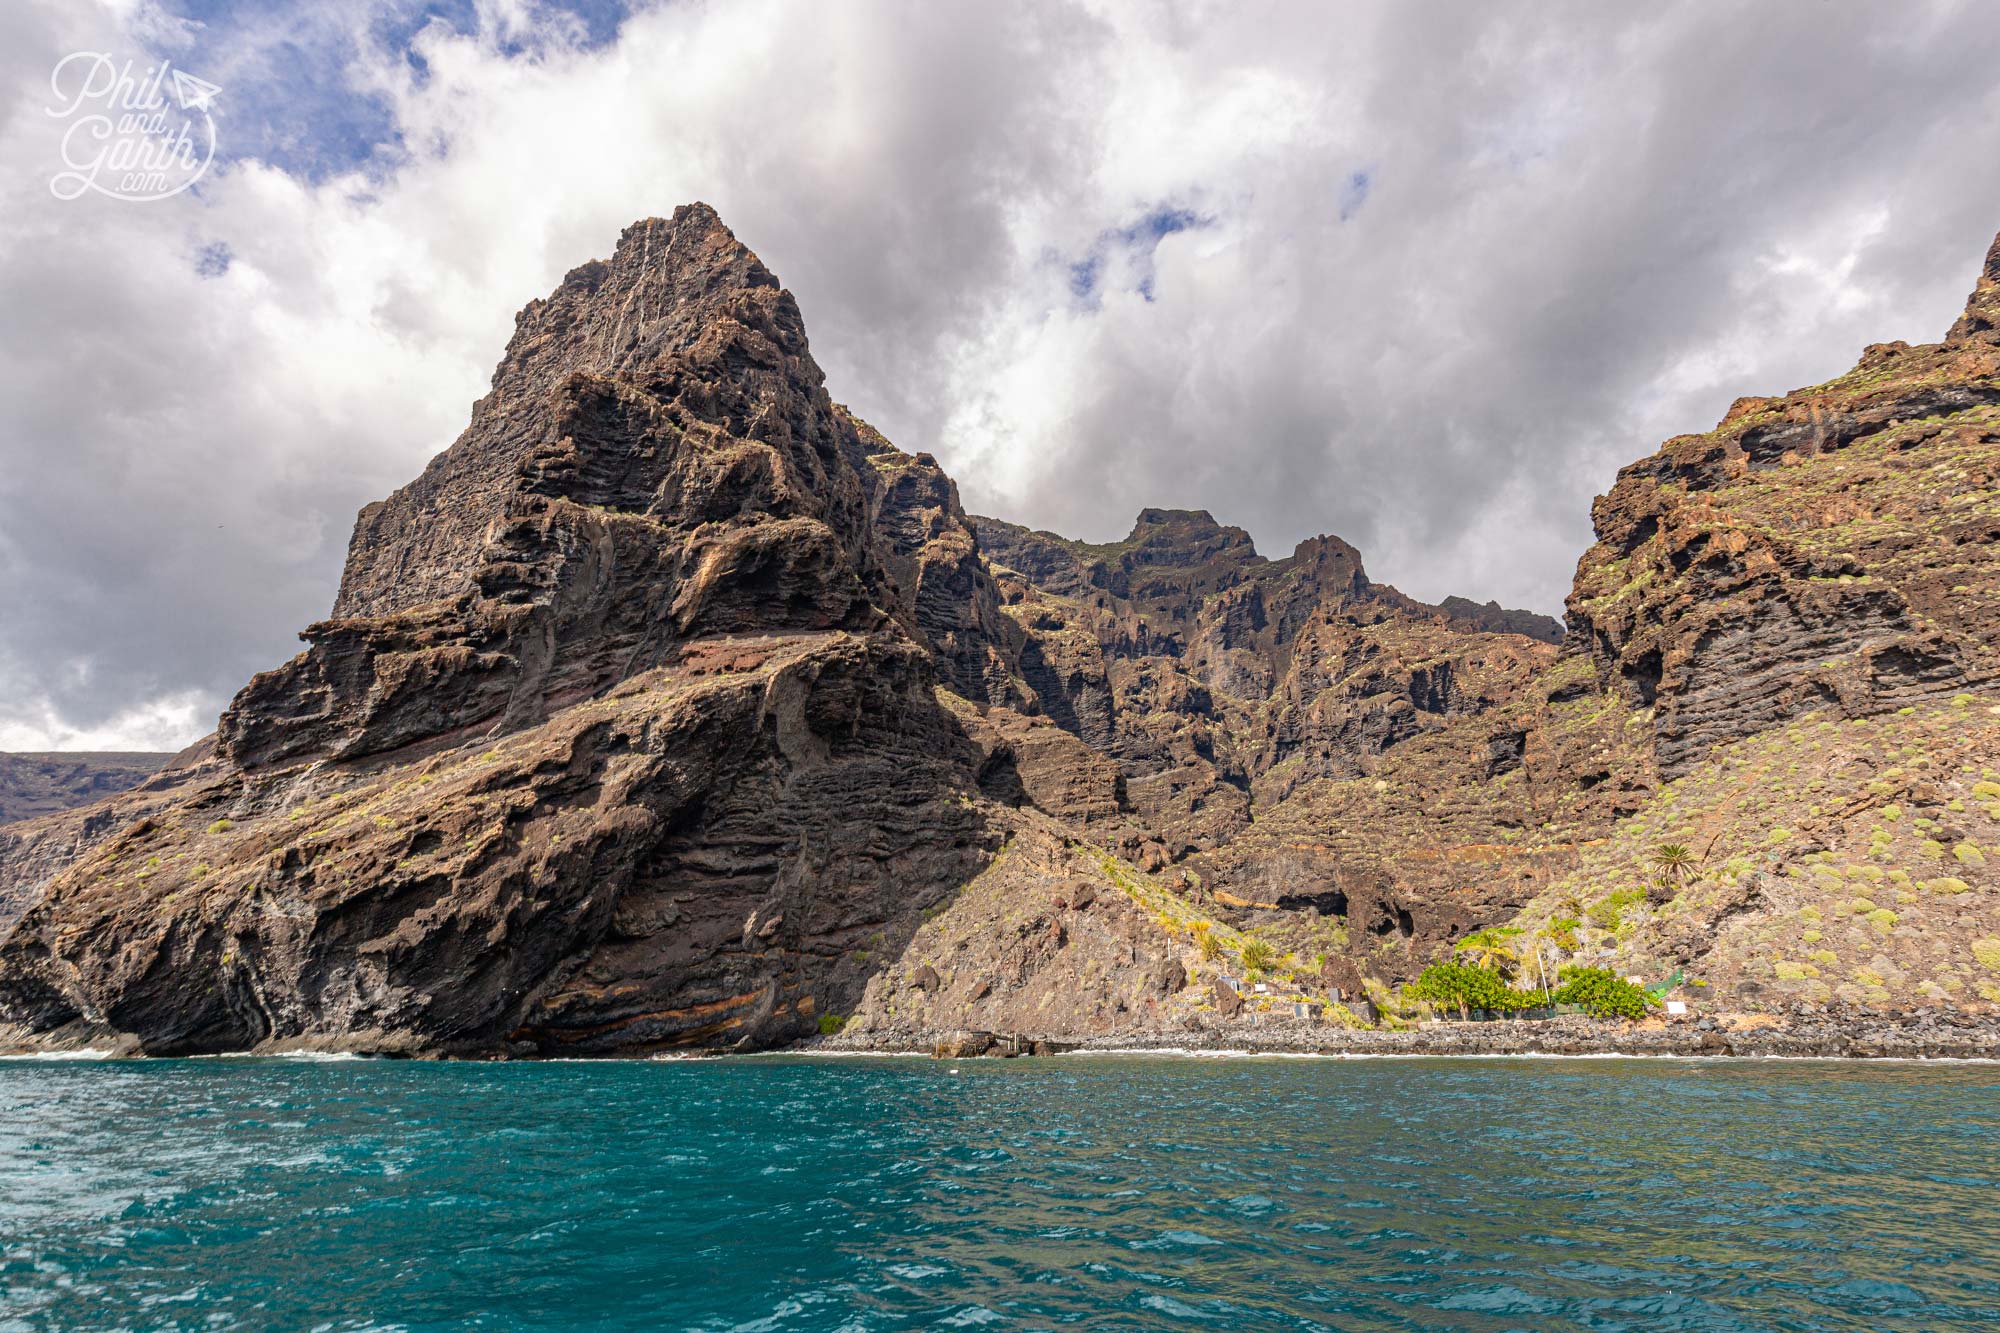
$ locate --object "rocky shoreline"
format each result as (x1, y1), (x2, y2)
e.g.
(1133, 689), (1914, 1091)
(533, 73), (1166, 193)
(7, 1007), (2000, 1061)
(825, 1009), (2000, 1061)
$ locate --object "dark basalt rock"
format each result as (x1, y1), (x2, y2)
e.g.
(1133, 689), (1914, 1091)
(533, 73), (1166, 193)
(0, 207), (1031, 1056)
(5, 211), (1998, 1055)
(221, 207), (897, 772)
(1567, 229), (2000, 779)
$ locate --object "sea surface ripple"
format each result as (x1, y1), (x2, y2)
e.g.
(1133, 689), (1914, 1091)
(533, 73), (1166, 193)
(1, 1055), (1995, 1331)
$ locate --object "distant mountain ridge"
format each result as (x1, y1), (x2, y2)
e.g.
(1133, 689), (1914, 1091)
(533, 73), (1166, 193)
(0, 752), (175, 826)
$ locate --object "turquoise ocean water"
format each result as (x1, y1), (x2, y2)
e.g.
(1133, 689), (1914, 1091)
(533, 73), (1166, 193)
(1, 1054), (1995, 1331)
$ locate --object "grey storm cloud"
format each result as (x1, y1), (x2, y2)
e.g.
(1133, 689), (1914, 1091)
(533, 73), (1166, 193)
(3, 0), (2000, 748)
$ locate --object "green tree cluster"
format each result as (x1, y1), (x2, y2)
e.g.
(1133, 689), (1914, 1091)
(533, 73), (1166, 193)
(1407, 961), (1661, 1022)
(1407, 961), (1539, 1019)
(1552, 967), (1656, 1020)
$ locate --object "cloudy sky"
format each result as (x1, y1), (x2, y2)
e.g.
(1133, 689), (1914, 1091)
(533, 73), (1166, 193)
(3, 0), (1999, 751)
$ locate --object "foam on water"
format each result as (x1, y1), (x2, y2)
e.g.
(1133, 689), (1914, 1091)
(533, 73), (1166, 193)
(2, 1053), (1995, 1331)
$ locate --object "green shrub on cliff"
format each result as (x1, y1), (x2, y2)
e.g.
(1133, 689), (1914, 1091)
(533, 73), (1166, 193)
(1237, 938), (1278, 976)
(1587, 887), (1645, 932)
(1407, 961), (1534, 1018)
(1552, 967), (1656, 1020)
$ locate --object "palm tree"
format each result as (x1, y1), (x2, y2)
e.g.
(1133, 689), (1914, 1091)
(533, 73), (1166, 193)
(1648, 843), (1695, 902)
(1238, 938), (1277, 978)
(1455, 928), (1519, 977)
(1650, 843), (1695, 880)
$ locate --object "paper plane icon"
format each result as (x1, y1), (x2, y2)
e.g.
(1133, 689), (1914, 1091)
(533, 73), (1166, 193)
(171, 68), (221, 112)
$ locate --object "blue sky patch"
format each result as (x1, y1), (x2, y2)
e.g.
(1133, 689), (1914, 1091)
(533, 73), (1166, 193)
(164, 0), (631, 181)
(1069, 254), (1103, 300)
(1065, 204), (1213, 308)
(1338, 169), (1372, 221)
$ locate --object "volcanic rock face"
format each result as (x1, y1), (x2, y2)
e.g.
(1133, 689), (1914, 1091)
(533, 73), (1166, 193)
(0, 751), (195, 940)
(1567, 235), (2000, 778)
(3, 209), (1996, 1055)
(0, 207), (1026, 1055)
(966, 507), (1633, 967)
(222, 211), (898, 771)
(970, 508), (1563, 828)
(1499, 229), (2000, 1013)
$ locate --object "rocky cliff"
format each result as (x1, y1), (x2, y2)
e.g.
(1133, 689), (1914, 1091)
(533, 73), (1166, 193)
(2, 208), (1996, 1055)
(1497, 229), (2000, 1013)
(1567, 238), (2000, 779)
(0, 751), (194, 939)
(0, 209), (1041, 1055)
(963, 507), (1633, 977)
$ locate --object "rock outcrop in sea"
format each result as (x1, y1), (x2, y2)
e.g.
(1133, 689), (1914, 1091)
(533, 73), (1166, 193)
(1, 207), (1995, 1055)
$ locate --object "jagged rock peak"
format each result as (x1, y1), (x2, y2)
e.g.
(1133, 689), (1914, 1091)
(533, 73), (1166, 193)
(1128, 507), (1239, 537)
(1119, 508), (1260, 568)
(1433, 595), (1564, 644)
(506, 204), (804, 388)
(223, 205), (888, 769)
(1947, 227), (2000, 345)
(330, 204), (832, 622)
(1286, 532), (1366, 575)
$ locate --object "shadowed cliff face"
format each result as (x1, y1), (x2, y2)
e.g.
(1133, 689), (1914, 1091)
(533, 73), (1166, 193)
(1567, 230), (2000, 779)
(221, 207), (899, 772)
(0, 206), (1039, 1056)
(2, 209), (1997, 1055)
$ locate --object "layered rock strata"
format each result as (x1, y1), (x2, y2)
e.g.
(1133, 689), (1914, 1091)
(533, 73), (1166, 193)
(4, 211), (1997, 1055)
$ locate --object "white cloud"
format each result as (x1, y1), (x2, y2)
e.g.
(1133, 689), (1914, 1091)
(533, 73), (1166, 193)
(3, 0), (2000, 749)
(0, 685), (208, 753)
